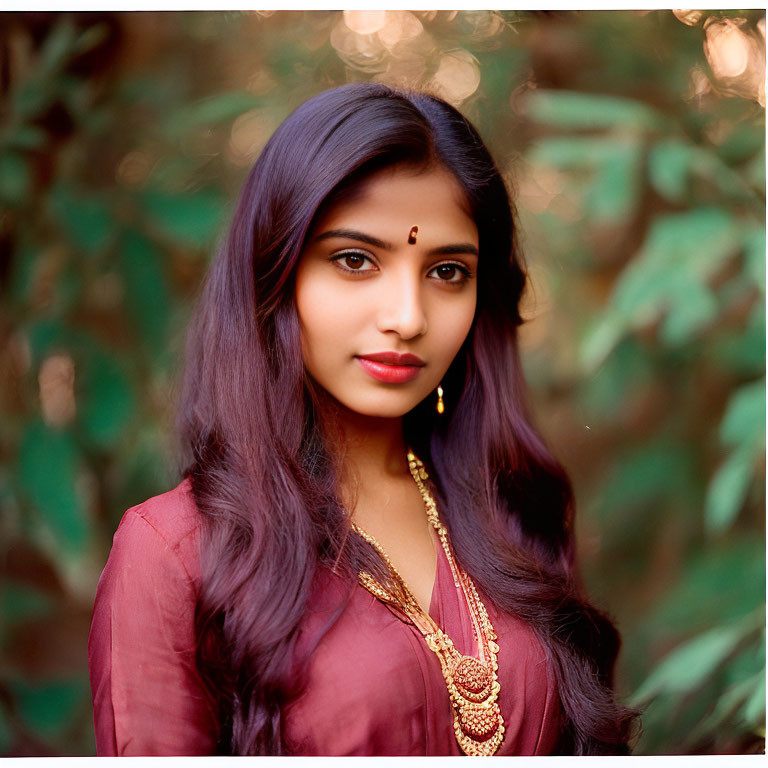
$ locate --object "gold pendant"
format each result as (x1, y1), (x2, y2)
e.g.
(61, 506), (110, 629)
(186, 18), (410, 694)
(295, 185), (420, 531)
(450, 655), (505, 755)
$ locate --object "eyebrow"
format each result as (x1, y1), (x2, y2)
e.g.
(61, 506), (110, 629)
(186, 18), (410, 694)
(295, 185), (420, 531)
(313, 228), (479, 258)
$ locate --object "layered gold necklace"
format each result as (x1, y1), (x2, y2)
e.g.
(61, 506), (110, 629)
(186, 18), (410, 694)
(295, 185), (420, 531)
(350, 450), (505, 756)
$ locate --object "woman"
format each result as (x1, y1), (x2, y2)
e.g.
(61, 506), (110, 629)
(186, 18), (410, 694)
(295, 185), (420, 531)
(88, 82), (637, 756)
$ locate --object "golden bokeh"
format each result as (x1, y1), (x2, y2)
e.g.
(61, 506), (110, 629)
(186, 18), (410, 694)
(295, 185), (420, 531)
(228, 109), (273, 167)
(429, 49), (481, 105)
(343, 10), (388, 36)
(673, 10), (704, 27)
(704, 16), (766, 105)
(39, 354), (76, 428)
(116, 150), (153, 186)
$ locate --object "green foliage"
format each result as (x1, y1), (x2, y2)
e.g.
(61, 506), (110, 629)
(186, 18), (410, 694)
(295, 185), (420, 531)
(17, 421), (88, 556)
(118, 231), (173, 357)
(524, 89), (664, 131)
(50, 184), (113, 255)
(581, 207), (743, 369)
(0, 8), (763, 757)
(629, 610), (765, 753)
(162, 91), (264, 140)
(7, 678), (89, 743)
(141, 187), (228, 247)
(532, 135), (644, 222)
(706, 379), (765, 535)
(0, 583), (55, 626)
(520, 9), (764, 754)
(651, 537), (765, 633)
(0, 151), (32, 203)
(630, 611), (760, 701)
(77, 347), (136, 450)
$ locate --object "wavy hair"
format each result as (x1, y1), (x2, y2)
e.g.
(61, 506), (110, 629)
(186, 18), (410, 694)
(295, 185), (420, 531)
(176, 82), (638, 755)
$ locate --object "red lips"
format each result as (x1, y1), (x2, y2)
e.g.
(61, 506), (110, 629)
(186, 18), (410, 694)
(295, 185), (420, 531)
(357, 351), (425, 366)
(356, 351), (425, 383)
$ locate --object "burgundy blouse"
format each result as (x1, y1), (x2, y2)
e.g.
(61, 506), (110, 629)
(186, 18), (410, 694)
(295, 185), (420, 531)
(88, 479), (562, 756)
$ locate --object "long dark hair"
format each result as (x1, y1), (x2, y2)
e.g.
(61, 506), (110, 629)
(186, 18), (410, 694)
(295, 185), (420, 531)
(176, 82), (637, 755)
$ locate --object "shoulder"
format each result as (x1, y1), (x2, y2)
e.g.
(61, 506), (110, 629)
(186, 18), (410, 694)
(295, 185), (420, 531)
(110, 477), (204, 585)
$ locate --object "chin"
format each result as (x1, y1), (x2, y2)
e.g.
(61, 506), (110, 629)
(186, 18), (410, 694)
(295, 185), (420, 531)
(344, 395), (421, 420)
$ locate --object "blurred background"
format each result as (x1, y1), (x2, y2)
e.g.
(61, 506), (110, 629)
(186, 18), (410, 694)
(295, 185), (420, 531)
(0, 9), (764, 756)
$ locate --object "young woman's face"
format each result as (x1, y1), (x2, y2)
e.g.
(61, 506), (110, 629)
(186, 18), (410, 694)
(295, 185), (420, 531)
(295, 164), (479, 419)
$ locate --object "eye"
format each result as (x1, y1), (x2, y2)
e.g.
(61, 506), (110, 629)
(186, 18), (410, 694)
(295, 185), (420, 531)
(330, 250), (377, 273)
(428, 262), (473, 284)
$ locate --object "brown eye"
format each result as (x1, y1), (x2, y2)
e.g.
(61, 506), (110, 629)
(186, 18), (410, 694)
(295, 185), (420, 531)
(344, 254), (365, 269)
(429, 262), (472, 284)
(331, 250), (376, 274)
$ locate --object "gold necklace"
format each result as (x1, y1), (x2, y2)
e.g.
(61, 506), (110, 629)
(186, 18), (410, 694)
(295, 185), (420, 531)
(351, 450), (505, 756)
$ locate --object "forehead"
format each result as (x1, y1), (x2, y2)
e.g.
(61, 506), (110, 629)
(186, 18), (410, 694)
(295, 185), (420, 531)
(312, 164), (477, 239)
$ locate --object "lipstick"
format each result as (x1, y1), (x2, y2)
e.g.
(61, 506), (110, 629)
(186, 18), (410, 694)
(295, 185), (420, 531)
(356, 352), (425, 384)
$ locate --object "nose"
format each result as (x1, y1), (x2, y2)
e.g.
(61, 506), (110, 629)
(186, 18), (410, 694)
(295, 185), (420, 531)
(376, 269), (428, 340)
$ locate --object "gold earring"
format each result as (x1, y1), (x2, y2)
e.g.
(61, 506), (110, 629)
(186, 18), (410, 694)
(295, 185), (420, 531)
(436, 385), (444, 414)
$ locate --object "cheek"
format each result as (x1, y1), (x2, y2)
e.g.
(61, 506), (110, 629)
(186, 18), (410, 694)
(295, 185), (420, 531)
(295, 278), (358, 366)
(432, 292), (477, 361)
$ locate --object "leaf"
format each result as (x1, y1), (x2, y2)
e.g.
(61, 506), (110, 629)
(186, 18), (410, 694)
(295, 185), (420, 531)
(71, 22), (110, 57)
(713, 304), (766, 376)
(531, 136), (630, 169)
(726, 629), (765, 684)
(649, 138), (692, 203)
(141, 187), (227, 247)
(614, 207), (738, 319)
(5, 125), (47, 150)
(118, 231), (171, 355)
(17, 420), (88, 556)
(7, 678), (88, 742)
(0, 582), (54, 625)
(705, 379), (766, 534)
(746, 144), (765, 191)
(705, 444), (757, 535)
(599, 440), (696, 509)
(631, 620), (752, 703)
(584, 141), (642, 222)
(26, 320), (69, 368)
(523, 89), (662, 131)
(530, 136), (642, 222)
(582, 207), (739, 369)
(685, 668), (763, 744)
(742, 667), (766, 725)
(590, 440), (695, 548)
(38, 17), (78, 77)
(719, 379), (765, 449)
(13, 81), (54, 122)
(77, 348), (135, 451)
(163, 91), (262, 140)
(580, 336), (652, 420)
(580, 310), (625, 374)
(589, 439), (698, 545)
(717, 121), (765, 166)
(743, 227), (766, 293)
(147, 155), (197, 190)
(0, 151), (32, 204)
(479, 48), (529, 104)
(49, 183), (112, 255)
(659, 282), (718, 345)
(651, 537), (765, 633)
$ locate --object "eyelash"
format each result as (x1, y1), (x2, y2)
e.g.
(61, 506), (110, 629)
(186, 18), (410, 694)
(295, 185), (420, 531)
(330, 250), (474, 285)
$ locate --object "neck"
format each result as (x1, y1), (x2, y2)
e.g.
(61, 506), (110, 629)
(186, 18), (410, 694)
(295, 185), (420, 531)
(317, 396), (410, 484)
